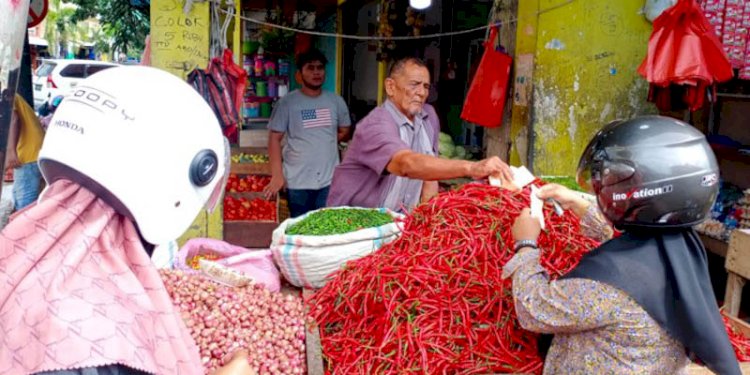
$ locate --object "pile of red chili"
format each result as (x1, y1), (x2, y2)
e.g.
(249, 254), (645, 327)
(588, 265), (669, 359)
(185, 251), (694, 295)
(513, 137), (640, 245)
(308, 183), (750, 373)
(307, 182), (600, 374)
(724, 313), (750, 362)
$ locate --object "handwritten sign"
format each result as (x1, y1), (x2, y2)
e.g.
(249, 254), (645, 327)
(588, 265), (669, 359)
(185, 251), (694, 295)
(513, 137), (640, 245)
(150, 0), (210, 79)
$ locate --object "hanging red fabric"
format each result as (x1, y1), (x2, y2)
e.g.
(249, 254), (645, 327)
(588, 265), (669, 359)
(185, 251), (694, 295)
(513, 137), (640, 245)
(460, 27), (513, 128)
(218, 49), (248, 117)
(187, 49), (247, 144)
(638, 0), (733, 111)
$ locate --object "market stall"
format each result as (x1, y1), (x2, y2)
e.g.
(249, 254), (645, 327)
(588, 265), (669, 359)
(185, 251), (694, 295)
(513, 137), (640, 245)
(157, 178), (750, 374)
(216, 0), (340, 248)
(144, 0), (750, 373)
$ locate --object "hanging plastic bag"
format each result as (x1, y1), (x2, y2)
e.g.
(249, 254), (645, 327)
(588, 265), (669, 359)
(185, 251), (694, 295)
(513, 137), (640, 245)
(637, 0), (733, 111)
(217, 49), (247, 119)
(186, 49), (247, 144)
(460, 27), (513, 128)
(151, 240), (179, 269)
(175, 238), (281, 292)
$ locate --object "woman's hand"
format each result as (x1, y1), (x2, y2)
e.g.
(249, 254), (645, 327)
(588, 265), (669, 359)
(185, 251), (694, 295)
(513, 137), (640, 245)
(536, 183), (590, 218)
(213, 350), (256, 375)
(512, 208), (542, 243)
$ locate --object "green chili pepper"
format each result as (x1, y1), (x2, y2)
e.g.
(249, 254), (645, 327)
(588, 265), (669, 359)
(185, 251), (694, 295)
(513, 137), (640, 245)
(285, 208), (394, 236)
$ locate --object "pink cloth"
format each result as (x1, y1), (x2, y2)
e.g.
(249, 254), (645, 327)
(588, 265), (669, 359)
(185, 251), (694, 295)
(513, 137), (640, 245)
(0, 180), (203, 374)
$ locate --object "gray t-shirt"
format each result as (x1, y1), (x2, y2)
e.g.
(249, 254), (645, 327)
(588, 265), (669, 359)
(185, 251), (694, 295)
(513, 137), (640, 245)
(268, 90), (351, 190)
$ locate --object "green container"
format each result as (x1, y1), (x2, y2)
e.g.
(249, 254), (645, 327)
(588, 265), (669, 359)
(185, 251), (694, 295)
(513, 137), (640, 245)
(260, 103), (272, 118)
(242, 41), (259, 55)
(256, 81), (268, 97)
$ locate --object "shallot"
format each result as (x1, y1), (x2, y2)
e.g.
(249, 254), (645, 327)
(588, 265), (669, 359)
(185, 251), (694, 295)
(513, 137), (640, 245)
(160, 270), (306, 374)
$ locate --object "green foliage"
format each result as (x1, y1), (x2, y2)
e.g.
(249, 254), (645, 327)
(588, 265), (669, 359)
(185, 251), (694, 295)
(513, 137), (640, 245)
(63, 0), (149, 55)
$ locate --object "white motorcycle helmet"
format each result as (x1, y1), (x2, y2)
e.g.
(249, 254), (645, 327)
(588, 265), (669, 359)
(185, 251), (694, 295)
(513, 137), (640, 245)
(38, 66), (229, 245)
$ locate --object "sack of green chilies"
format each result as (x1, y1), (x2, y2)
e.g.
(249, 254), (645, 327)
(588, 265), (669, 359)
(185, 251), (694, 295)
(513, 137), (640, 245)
(270, 207), (404, 288)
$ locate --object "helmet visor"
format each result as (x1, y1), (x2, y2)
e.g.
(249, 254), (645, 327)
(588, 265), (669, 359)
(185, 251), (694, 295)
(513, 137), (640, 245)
(576, 120), (621, 193)
(576, 144), (597, 193)
(205, 137), (231, 213)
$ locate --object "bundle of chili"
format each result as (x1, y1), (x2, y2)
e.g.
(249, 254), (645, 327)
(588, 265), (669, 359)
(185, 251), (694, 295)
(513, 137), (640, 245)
(307, 182), (599, 374)
(286, 208), (394, 236)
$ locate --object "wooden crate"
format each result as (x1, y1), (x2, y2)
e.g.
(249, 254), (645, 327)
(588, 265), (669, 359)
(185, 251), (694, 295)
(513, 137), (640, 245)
(687, 314), (750, 374)
(239, 129), (269, 148)
(701, 233), (731, 258)
(278, 196), (290, 222)
(231, 146), (268, 155)
(230, 162), (271, 175)
(223, 221), (278, 249)
(223, 192), (279, 249)
(724, 229), (750, 317)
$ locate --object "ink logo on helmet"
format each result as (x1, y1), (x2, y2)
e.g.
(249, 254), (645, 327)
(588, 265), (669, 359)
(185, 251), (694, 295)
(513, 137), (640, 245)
(612, 185), (674, 202)
(701, 173), (718, 187)
(69, 86), (135, 121)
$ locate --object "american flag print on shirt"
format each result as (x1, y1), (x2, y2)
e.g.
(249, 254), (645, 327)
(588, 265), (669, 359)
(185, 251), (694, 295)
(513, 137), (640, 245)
(301, 108), (332, 129)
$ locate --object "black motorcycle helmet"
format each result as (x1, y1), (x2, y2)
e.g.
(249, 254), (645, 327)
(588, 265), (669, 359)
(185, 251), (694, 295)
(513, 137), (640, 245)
(576, 116), (719, 228)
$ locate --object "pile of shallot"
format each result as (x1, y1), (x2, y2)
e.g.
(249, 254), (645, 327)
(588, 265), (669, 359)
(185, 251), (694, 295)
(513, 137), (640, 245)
(160, 270), (306, 374)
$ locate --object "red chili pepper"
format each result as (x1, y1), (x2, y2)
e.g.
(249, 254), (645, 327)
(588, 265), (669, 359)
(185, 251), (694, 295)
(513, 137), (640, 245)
(306, 183), (599, 374)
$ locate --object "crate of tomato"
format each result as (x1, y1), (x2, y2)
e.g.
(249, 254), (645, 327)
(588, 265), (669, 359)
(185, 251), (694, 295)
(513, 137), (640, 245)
(223, 172), (279, 248)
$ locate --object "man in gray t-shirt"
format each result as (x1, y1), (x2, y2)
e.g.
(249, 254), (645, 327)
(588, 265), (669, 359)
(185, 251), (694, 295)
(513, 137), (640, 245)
(264, 48), (351, 217)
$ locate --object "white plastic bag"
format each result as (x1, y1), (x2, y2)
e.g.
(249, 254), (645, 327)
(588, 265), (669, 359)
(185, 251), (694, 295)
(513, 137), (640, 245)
(175, 238), (281, 292)
(151, 240), (179, 269)
(270, 207), (404, 289)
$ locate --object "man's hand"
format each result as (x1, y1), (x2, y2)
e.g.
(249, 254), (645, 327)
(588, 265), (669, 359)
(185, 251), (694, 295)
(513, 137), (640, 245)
(4, 150), (20, 170)
(263, 174), (285, 200)
(468, 156), (513, 182)
(213, 349), (256, 375)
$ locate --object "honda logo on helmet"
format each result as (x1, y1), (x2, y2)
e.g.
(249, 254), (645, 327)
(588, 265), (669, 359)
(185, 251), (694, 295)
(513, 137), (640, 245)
(612, 185), (674, 201)
(70, 87), (135, 121)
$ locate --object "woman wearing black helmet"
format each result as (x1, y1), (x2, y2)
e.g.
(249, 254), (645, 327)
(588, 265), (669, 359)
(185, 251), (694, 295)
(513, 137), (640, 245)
(504, 116), (741, 374)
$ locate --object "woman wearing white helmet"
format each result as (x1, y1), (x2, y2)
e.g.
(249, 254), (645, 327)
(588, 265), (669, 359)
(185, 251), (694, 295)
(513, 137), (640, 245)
(0, 66), (252, 375)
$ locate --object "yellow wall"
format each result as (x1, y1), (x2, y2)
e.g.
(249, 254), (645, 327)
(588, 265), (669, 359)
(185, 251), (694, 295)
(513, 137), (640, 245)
(509, 0), (540, 167)
(150, 0), (223, 243)
(511, 0), (656, 176)
(151, 0), (211, 79)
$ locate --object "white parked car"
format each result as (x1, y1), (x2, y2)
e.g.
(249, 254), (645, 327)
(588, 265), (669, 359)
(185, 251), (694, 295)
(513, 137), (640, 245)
(33, 59), (118, 110)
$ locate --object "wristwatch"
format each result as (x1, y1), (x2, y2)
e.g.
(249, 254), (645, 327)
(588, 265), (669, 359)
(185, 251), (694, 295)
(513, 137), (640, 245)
(514, 239), (538, 252)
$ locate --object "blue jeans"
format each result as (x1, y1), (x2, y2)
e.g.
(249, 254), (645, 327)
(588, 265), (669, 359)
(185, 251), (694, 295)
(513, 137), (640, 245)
(13, 162), (42, 210)
(287, 186), (330, 218)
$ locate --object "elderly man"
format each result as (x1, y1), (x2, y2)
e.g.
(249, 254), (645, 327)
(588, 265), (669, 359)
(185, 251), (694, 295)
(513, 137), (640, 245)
(327, 57), (512, 212)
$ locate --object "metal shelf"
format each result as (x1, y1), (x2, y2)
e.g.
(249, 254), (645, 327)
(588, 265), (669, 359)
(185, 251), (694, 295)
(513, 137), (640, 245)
(711, 144), (750, 165)
(245, 117), (271, 123)
(717, 93), (750, 100)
